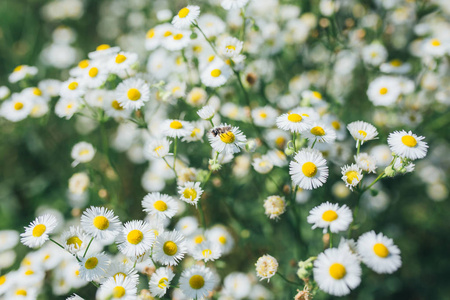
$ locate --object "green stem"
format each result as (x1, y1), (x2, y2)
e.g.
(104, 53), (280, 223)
(209, 119), (215, 128)
(311, 138), (317, 149)
(83, 237), (94, 258)
(163, 157), (178, 178)
(361, 171), (386, 193)
(49, 238), (64, 249)
(276, 272), (301, 286)
(173, 137), (178, 177)
(328, 228), (333, 248)
(197, 200), (207, 230)
(356, 140), (361, 156)
(292, 132), (298, 152)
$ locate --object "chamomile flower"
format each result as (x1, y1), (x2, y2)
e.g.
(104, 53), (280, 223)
(115, 78), (150, 110)
(380, 59), (411, 74)
(142, 193), (178, 220)
(387, 130), (428, 160)
(276, 111), (312, 133)
(20, 214), (58, 248)
(8, 65), (38, 83)
(68, 172), (89, 196)
(206, 225), (234, 255)
(144, 138), (172, 159)
(71, 142), (96, 167)
(422, 38), (448, 57)
(162, 30), (192, 51)
(192, 241), (222, 262)
(219, 36), (244, 58)
(341, 164), (363, 191)
(78, 252), (110, 281)
(175, 216), (199, 236)
(0, 230), (19, 252)
(367, 76), (402, 106)
(172, 5), (200, 29)
(0, 95), (33, 122)
(149, 267), (175, 298)
(182, 122), (205, 142)
(313, 247), (361, 296)
(347, 121), (378, 146)
(304, 122), (337, 145)
(88, 44), (120, 60)
(81, 64), (108, 89)
(188, 88), (208, 107)
(80, 206), (122, 241)
(255, 254), (278, 282)
(221, 0), (249, 10)
(116, 220), (155, 257)
(161, 119), (194, 138)
(104, 262), (139, 285)
(362, 43), (388, 66)
(201, 60), (232, 87)
(103, 95), (132, 119)
(253, 156), (274, 174)
(0, 86), (10, 100)
(289, 149), (329, 190)
(197, 105), (215, 120)
(108, 51), (138, 74)
(98, 274), (137, 300)
(55, 98), (79, 119)
(263, 196), (286, 220)
(179, 265), (216, 300)
(178, 181), (203, 206)
(355, 153), (377, 173)
(307, 202), (353, 233)
(357, 231), (401, 274)
(60, 226), (88, 254)
(252, 106), (278, 127)
(153, 231), (187, 266)
(208, 124), (247, 154)
(60, 78), (85, 99)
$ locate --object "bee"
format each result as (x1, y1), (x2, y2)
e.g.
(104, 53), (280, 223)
(210, 126), (232, 137)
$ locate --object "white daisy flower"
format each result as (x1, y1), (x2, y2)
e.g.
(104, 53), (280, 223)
(104, 262), (139, 285)
(98, 274), (137, 300)
(201, 60), (232, 87)
(162, 30), (192, 51)
(144, 138), (172, 159)
(276, 110), (312, 133)
(367, 76), (402, 106)
(149, 267), (175, 298)
(208, 123), (247, 154)
(192, 241), (222, 262)
(221, 0), (249, 10)
(178, 181), (203, 207)
(341, 164), (363, 191)
(223, 272), (251, 299)
(8, 65), (38, 83)
(115, 78), (150, 110)
(380, 59), (411, 74)
(20, 214), (58, 248)
(313, 247), (361, 296)
(219, 36), (244, 58)
(251, 106), (278, 128)
(182, 122), (205, 143)
(347, 121), (378, 146)
(153, 230), (187, 266)
(78, 252), (110, 281)
(116, 220), (155, 257)
(266, 149), (288, 167)
(263, 196), (286, 220)
(88, 44), (120, 60)
(60, 226), (89, 254)
(357, 231), (401, 274)
(362, 43), (387, 66)
(175, 216), (199, 236)
(68, 172), (90, 195)
(108, 51), (138, 75)
(187, 88), (208, 107)
(0, 230), (19, 252)
(66, 294), (84, 300)
(355, 153), (377, 173)
(307, 202), (353, 233)
(255, 254), (278, 282)
(206, 225), (234, 255)
(304, 122), (337, 145)
(172, 5), (200, 29)
(81, 64), (108, 89)
(179, 265), (216, 300)
(71, 142), (96, 167)
(422, 38), (448, 57)
(289, 149), (328, 190)
(197, 13), (226, 37)
(161, 119), (194, 138)
(60, 78), (85, 99)
(166, 81), (187, 99)
(55, 98), (79, 120)
(0, 86), (10, 100)
(197, 105), (216, 121)
(142, 193), (178, 220)
(6, 286), (38, 300)
(0, 95), (33, 122)
(253, 156), (274, 174)
(387, 130), (428, 160)
(80, 206), (122, 241)
(103, 93), (132, 119)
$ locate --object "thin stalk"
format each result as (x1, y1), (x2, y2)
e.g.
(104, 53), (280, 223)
(311, 138), (317, 149)
(49, 238), (64, 249)
(83, 237), (94, 258)
(356, 140), (361, 156)
(276, 272), (301, 286)
(173, 137), (178, 177)
(361, 171), (386, 193)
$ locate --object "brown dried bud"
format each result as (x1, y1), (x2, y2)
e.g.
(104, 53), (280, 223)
(246, 72), (258, 86)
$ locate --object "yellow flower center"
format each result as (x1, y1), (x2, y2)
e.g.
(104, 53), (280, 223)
(346, 171), (359, 184)
(312, 91), (322, 99)
(163, 241), (178, 256)
(202, 249), (212, 258)
(373, 243), (390, 258)
(322, 210), (338, 222)
(112, 100), (123, 110)
(194, 235), (204, 244)
(211, 69), (221, 77)
(113, 286), (126, 298)
(78, 59), (89, 69)
(14, 65), (24, 72)
(183, 188), (197, 201)
(401, 135), (417, 147)
(115, 54), (127, 64)
(220, 132), (235, 144)
(33, 88), (42, 96)
(68, 82), (78, 90)
(173, 33), (184, 40)
(358, 130), (367, 138)
(431, 39), (441, 47)
(329, 263), (346, 280)
(147, 28), (155, 38)
(170, 120), (183, 129)
(190, 91), (203, 103)
(311, 126), (325, 136)
(88, 67), (99, 78)
(96, 44), (110, 51)
(158, 277), (169, 288)
(189, 275), (205, 289)
(113, 272), (127, 281)
(14, 102), (24, 111)
(275, 136), (285, 147)
(379, 87), (388, 95)
(127, 230), (144, 245)
(172, 87), (181, 94)
(331, 121), (341, 130)
(208, 55), (215, 62)
(25, 270), (34, 276)
(154, 200), (168, 212)
(390, 59), (402, 67)
(219, 236), (227, 244)
(84, 257), (98, 269)
(44, 254), (50, 260)
(259, 112), (267, 118)
(226, 45), (236, 51)
(178, 7), (190, 18)
(127, 88), (141, 101)
(287, 113), (302, 123)
(0, 275), (6, 285)
(93, 216), (109, 230)
(16, 289), (27, 296)
(32, 224), (46, 237)
(67, 236), (83, 248)
(302, 162), (317, 178)
(191, 128), (201, 137)
(164, 31), (172, 37)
